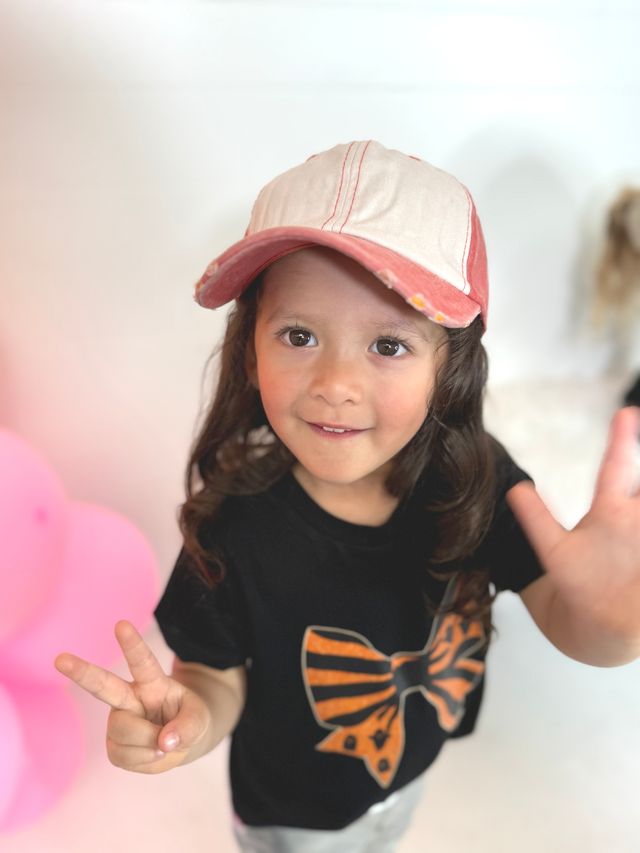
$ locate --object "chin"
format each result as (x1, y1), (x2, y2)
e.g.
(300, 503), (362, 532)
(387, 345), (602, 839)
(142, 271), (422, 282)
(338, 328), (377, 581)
(307, 468), (360, 485)
(301, 461), (386, 488)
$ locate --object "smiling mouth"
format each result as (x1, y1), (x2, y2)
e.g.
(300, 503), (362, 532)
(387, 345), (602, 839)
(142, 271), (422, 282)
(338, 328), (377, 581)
(308, 422), (365, 436)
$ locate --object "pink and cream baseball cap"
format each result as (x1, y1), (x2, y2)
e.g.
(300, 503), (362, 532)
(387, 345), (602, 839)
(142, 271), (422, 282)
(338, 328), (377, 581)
(195, 140), (489, 329)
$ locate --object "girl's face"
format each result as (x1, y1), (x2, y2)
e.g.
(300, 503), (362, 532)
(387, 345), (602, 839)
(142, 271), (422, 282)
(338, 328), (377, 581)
(252, 247), (447, 504)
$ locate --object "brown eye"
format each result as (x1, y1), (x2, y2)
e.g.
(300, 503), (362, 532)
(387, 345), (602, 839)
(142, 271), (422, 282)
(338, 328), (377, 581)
(374, 338), (403, 356)
(287, 329), (314, 347)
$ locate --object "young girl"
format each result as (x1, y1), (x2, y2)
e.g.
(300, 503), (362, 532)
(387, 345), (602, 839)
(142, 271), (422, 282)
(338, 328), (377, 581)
(55, 141), (640, 852)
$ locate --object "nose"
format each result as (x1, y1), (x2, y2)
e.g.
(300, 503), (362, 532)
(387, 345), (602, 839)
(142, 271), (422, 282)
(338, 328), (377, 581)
(308, 349), (363, 407)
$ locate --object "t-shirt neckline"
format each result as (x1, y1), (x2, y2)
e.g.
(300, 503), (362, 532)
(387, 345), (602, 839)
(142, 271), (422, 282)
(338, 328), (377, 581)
(271, 469), (413, 547)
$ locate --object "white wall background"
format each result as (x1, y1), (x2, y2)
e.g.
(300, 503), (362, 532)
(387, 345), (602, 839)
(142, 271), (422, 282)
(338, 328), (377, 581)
(3, 0), (640, 560)
(1, 1), (639, 851)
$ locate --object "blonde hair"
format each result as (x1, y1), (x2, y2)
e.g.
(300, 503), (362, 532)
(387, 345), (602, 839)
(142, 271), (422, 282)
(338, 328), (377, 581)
(593, 187), (640, 331)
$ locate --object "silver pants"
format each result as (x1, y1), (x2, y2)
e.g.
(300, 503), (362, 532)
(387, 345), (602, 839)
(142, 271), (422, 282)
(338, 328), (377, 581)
(232, 772), (426, 853)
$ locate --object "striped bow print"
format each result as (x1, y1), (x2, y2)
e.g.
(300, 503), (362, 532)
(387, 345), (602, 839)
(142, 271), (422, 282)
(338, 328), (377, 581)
(301, 578), (486, 788)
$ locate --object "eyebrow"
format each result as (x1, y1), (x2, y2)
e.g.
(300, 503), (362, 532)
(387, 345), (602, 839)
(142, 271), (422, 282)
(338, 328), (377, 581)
(371, 316), (434, 340)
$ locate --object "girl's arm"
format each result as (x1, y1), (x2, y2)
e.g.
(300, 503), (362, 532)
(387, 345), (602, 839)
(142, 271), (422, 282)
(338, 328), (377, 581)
(508, 406), (640, 668)
(168, 657), (246, 762)
(519, 573), (640, 667)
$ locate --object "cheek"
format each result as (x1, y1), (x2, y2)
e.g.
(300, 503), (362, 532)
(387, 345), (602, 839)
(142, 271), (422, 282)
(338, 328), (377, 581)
(255, 361), (298, 418)
(375, 371), (435, 428)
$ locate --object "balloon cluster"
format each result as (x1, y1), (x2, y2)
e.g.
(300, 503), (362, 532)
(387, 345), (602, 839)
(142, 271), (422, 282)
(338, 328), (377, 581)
(0, 429), (159, 832)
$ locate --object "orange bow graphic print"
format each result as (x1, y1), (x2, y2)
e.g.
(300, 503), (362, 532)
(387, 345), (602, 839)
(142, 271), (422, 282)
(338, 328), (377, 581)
(301, 578), (486, 788)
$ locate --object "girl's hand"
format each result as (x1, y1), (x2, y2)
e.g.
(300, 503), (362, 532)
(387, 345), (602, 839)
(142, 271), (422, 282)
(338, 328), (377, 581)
(507, 406), (640, 646)
(55, 620), (212, 774)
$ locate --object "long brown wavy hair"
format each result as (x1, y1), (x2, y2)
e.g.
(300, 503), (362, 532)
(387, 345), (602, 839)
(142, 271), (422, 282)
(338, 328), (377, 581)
(179, 277), (500, 644)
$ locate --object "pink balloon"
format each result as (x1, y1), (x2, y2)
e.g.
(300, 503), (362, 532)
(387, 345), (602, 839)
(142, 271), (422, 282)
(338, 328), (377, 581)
(0, 429), (68, 643)
(0, 682), (84, 833)
(0, 502), (159, 684)
(0, 685), (26, 825)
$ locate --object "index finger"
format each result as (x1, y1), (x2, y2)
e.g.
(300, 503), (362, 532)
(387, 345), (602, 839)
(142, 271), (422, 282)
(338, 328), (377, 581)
(54, 652), (143, 714)
(114, 620), (168, 689)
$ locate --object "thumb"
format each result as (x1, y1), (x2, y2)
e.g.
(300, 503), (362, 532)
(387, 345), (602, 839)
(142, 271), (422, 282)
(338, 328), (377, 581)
(506, 480), (566, 563)
(157, 692), (207, 753)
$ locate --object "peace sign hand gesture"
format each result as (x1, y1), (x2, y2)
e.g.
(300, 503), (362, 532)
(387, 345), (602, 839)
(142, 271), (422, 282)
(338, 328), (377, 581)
(55, 620), (212, 774)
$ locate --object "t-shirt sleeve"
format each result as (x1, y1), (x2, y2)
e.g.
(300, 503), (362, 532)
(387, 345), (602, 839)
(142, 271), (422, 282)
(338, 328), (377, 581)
(480, 438), (546, 594)
(154, 545), (251, 670)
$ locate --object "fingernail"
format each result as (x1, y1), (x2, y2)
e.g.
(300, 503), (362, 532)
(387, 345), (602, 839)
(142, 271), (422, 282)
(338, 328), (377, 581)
(164, 733), (179, 750)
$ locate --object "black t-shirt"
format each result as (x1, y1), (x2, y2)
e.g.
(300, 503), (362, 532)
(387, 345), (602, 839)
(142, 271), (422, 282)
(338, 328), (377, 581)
(154, 446), (544, 830)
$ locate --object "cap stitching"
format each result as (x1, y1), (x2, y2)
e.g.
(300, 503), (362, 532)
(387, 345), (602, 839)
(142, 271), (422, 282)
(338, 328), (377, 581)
(321, 142), (354, 231)
(340, 140), (371, 233)
(461, 188), (473, 294)
(332, 142), (359, 231)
